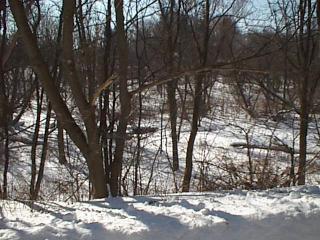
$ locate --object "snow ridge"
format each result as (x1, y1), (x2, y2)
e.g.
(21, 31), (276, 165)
(1, 186), (320, 240)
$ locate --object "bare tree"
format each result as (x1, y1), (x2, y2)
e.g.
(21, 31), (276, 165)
(266, 0), (320, 185)
(9, 0), (108, 198)
(182, 0), (237, 192)
(110, 0), (131, 196)
(295, 0), (320, 184)
(158, 0), (181, 171)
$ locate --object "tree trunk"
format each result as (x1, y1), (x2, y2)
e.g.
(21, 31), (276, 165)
(297, 86), (309, 185)
(30, 85), (44, 199)
(167, 81), (179, 171)
(163, 0), (180, 171)
(100, 0), (113, 190)
(134, 6), (143, 195)
(110, 0), (131, 197)
(57, 121), (67, 165)
(2, 126), (9, 199)
(0, 0), (8, 199)
(33, 102), (52, 200)
(296, 0), (313, 186)
(182, 75), (203, 192)
(9, 0), (107, 198)
(182, 0), (210, 192)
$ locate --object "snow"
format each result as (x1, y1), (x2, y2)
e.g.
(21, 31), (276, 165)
(2, 79), (320, 239)
(1, 185), (320, 240)
(3, 78), (320, 200)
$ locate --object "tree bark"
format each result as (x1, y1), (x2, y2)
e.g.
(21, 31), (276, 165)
(0, 1), (9, 199)
(167, 82), (179, 171)
(100, 0), (113, 190)
(9, 0), (107, 198)
(30, 84), (43, 199)
(182, 0), (210, 192)
(33, 102), (52, 200)
(62, 0), (107, 198)
(57, 121), (67, 165)
(182, 74), (203, 191)
(296, 0), (315, 185)
(163, 0), (180, 171)
(297, 76), (309, 185)
(110, 0), (131, 197)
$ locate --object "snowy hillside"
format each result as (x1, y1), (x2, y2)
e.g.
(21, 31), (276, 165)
(1, 185), (320, 240)
(4, 78), (320, 201)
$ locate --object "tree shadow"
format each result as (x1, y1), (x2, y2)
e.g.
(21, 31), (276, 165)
(90, 197), (190, 238)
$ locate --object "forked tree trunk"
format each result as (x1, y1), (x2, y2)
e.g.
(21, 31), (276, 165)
(9, 0), (107, 198)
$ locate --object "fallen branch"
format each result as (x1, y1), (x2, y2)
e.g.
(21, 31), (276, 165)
(230, 142), (298, 154)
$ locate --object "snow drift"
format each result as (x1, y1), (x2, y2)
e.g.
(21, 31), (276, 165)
(0, 185), (320, 240)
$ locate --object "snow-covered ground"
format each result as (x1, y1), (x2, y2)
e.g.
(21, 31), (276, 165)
(1, 185), (320, 240)
(3, 78), (320, 200)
